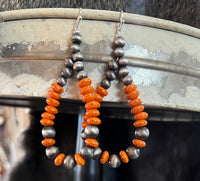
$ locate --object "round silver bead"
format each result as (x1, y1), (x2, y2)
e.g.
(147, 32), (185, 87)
(101, 79), (111, 89)
(114, 36), (125, 47)
(126, 146), (140, 159)
(122, 75), (133, 86)
(113, 48), (124, 58)
(106, 70), (116, 81)
(42, 127), (56, 138)
(118, 67), (129, 77)
(81, 129), (87, 139)
(72, 52), (83, 62)
(61, 67), (72, 78)
(46, 146), (60, 159)
(84, 125), (99, 138)
(135, 127), (150, 140)
(65, 57), (74, 68)
(77, 71), (88, 80)
(63, 155), (76, 169)
(73, 61), (84, 72)
(118, 58), (128, 67)
(80, 146), (94, 159)
(108, 60), (119, 71)
(72, 32), (82, 44)
(93, 147), (102, 160)
(70, 44), (80, 53)
(108, 154), (121, 168)
(56, 76), (66, 87)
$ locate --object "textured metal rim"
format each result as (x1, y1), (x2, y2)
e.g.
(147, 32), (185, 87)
(1, 8), (200, 39)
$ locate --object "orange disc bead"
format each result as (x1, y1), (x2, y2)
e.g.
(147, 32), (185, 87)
(74, 153), (85, 166)
(78, 78), (92, 88)
(124, 84), (137, 94)
(51, 83), (64, 93)
(129, 98), (142, 107)
(82, 121), (88, 128)
(131, 105), (144, 114)
(45, 106), (58, 114)
(80, 85), (94, 95)
(96, 86), (108, 97)
(85, 138), (99, 148)
(82, 93), (96, 103)
(41, 112), (55, 120)
(42, 138), (55, 147)
(132, 139), (146, 148)
(40, 119), (54, 126)
(127, 90), (140, 100)
(46, 98), (60, 107)
(86, 117), (101, 125)
(119, 151), (129, 163)
(100, 151), (109, 164)
(54, 153), (65, 166)
(95, 93), (103, 103)
(83, 115), (88, 121)
(134, 112), (148, 120)
(85, 109), (100, 118)
(133, 120), (148, 127)
(48, 90), (61, 100)
(85, 101), (101, 109)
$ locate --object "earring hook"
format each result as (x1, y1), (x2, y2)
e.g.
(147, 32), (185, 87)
(118, 10), (125, 35)
(75, 8), (82, 32)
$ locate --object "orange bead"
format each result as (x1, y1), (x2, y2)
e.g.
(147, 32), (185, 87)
(40, 119), (54, 126)
(134, 112), (148, 120)
(41, 112), (55, 120)
(82, 93), (96, 103)
(85, 109), (100, 118)
(85, 101), (101, 109)
(54, 153), (65, 166)
(129, 98), (142, 107)
(48, 90), (61, 100)
(86, 117), (101, 125)
(119, 151), (129, 163)
(74, 153), (85, 166)
(78, 78), (92, 88)
(45, 106), (58, 114)
(83, 114), (89, 121)
(51, 83), (64, 93)
(127, 90), (140, 100)
(100, 151), (109, 164)
(85, 138), (99, 148)
(80, 85), (94, 95)
(82, 121), (88, 128)
(95, 93), (103, 103)
(132, 139), (146, 148)
(131, 105), (144, 114)
(133, 120), (148, 127)
(46, 98), (60, 107)
(124, 84), (137, 94)
(42, 138), (55, 147)
(96, 86), (108, 97)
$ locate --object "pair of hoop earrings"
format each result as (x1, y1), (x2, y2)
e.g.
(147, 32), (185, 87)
(40, 9), (149, 169)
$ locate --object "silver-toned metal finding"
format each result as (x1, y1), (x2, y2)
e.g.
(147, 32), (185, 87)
(74, 8), (82, 32)
(118, 10), (125, 35)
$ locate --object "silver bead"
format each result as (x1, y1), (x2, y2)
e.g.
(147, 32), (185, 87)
(135, 127), (150, 140)
(93, 147), (102, 160)
(80, 146), (94, 159)
(42, 127), (56, 138)
(73, 61), (84, 72)
(113, 48), (124, 58)
(81, 129), (87, 139)
(101, 79), (111, 89)
(65, 57), (74, 68)
(106, 70), (116, 81)
(108, 60), (119, 71)
(118, 67), (129, 77)
(72, 32), (82, 44)
(108, 154), (121, 168)
(72, 52), (83, 62)
(122, 75), (133, 86)
(84, 125), (99, 138)
(118, 58), (128, 67)
(70, 44), (80, 53)
(61, 67), (72, 78)
(46, 146), (60, 159)
(114, 36), (125, 47)
(63, 155), (76, 169)
(77, 71), (88, 80)
(126, 146), (140, 159)
(56, 76), (66, 87)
